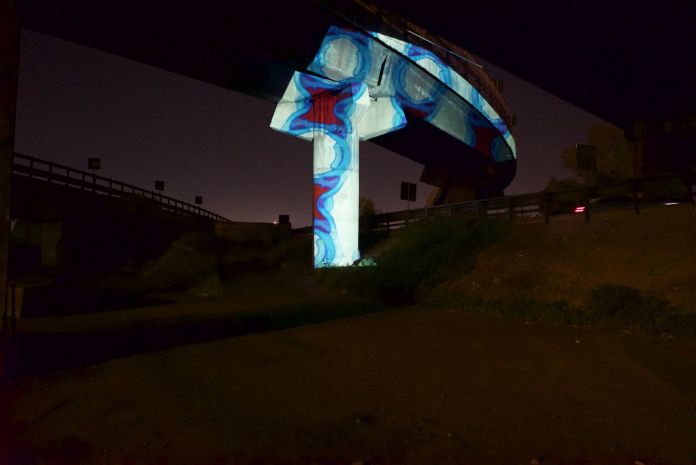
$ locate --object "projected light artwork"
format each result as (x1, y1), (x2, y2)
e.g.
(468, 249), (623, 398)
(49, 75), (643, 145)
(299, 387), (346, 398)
(271, 26), (516, 267)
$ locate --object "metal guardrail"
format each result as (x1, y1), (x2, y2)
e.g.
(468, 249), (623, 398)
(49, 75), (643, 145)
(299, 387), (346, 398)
(11, 153), (230, 223)
(371, 175), (695, 230)
(371, 192), (544, 230)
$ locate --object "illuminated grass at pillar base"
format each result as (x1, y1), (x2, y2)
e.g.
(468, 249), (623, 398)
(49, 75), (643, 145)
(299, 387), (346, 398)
(270, 26), (516, 268)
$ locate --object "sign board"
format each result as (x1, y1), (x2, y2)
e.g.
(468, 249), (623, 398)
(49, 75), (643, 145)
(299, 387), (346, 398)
(87, 158), (101, 170)
(154, 180), (165, 191)
(278, 214), (290, 224)
(194, 196), (203, 205)
(400, 181), (417, 202)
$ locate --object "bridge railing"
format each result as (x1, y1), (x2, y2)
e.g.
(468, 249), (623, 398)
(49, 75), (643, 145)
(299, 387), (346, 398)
(370, 174), (695, 230)
(12, 153), (230, 222)
(371, 192), (544, 230)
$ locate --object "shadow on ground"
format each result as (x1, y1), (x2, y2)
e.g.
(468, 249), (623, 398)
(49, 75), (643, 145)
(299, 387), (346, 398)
(0, 299), (386, 379)
(21, 285), (173, 317)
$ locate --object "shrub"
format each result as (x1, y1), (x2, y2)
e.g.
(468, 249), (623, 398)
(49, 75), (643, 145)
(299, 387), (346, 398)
(359, 229), (389, 252)
(424, 289), (577, 324)
(142, 232), (218, 290)
(187, 272), (224, 297)
(585, 284), (668, 328)
(269, 234), (313, 271)
(656, 313), (696, 338)
(319, 217), (510, 304)
(426, 282), (696, 339)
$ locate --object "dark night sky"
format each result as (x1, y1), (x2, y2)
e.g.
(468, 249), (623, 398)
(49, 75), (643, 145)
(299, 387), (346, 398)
(16, 29), (604, 226)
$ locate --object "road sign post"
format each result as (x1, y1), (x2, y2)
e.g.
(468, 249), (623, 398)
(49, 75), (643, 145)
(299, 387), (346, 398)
(400, 181), (417, 225)
(155, 180), (165, 202)
(87, 158), (100, 191)
(87, 157), (101, 170)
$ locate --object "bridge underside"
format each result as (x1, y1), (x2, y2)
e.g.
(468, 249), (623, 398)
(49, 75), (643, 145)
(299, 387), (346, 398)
(18, 0), (696, 234)
(19, 0), (516, 198)
(21, 0), (695, 180)
(371, 0), (696, 180)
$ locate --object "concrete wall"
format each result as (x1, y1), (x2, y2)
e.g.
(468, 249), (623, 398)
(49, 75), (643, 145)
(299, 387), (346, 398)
(11, 219), (62, 267)
(9, 176), (214, 274)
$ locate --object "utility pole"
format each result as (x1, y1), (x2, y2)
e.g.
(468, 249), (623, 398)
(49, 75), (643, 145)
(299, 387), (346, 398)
(0, 0), (19, 324)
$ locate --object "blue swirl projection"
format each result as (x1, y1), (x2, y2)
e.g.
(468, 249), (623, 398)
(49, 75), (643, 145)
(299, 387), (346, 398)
(313, 31), (373, 83)
(271, 26), (516, 267)
(273, 73), (368, 267)
(392, 57), (444, 121)
(405, 43), (453, 87)
(369, 30), (516, 161)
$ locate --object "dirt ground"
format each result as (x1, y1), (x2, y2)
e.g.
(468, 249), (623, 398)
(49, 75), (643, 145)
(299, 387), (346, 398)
(3, 206), (696, 465)
(442, 204), (696, 310)
(2, 300), (696, 464)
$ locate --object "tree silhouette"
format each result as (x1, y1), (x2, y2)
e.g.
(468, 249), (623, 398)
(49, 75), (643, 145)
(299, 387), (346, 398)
(562, 122), (634, 184)
(547, 122), (633, 191)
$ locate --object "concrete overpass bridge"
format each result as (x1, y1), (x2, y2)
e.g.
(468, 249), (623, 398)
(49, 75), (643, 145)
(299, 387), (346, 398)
(373, 0), (696, 180)
(18, 1), (517, 197)
(10, 153), (230, 273)
(5, 0), (695, 268)
(17, 0), (522, 267)
(18, 0), (696, 183)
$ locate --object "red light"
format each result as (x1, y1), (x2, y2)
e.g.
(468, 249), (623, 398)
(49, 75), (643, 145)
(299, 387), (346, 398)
(574, 206), (586, 213)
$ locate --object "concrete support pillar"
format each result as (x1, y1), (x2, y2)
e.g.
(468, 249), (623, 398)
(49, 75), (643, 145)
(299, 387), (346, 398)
(313, 129), (361, 267)
(0, 0), (19, 319)
(271, 73), (371, 268)
(309, 84), (368, 268)
(270, 27), (409, 267)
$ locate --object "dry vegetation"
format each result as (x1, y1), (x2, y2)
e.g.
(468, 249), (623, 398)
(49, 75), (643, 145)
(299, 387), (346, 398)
(438, 205), (696, 311)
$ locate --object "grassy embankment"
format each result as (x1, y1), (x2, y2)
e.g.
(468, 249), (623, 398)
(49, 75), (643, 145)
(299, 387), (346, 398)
(323, 204), (696, 337)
